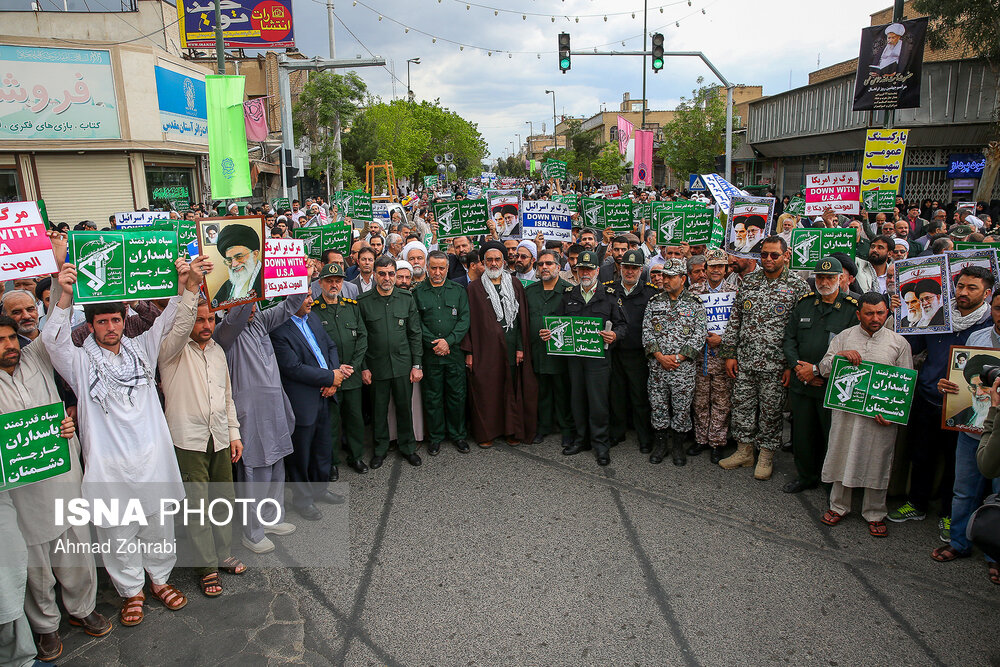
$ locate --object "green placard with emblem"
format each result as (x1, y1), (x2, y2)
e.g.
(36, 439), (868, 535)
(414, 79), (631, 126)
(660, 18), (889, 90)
(651, 201), (714, 245)
(293, 223), (353, 260)
(861, 189), (896, 213)
(543, 315), (605, 358)
(789, 228), (856, 270)
(271, 197), (290, 212)
(432, 200), (489, 238)
(543, 159), (568, 179)
(955, 242), (1000, 251)
(785, 195), (806, 216)
(551, 194), (578, 211)
(334, 189), (373, 222)
(581, 198), (633, 232)
(70, 230), (178, 303)
(633, 201), (651, 227)
(822, 356), (916, 425)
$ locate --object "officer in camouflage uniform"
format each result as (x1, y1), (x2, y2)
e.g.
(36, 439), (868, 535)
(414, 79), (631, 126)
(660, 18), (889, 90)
(313, 262), (369, 476)
(609, 249), (659, 453)
(781, 256), (858, 493)
(524, 249), (575, 446)
(719, 235), (810, 480)
(412, 250), (471, 455)
(642, 258), (708, 465)
(689, 248), (736, 464)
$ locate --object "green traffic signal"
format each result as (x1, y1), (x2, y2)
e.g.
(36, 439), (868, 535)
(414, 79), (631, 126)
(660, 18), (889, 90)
(560, 57), (571, 69)
(652, 58), (663, 70)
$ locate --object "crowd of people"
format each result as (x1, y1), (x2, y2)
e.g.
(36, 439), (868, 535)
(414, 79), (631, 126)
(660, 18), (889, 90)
(1, 181), (999, 666)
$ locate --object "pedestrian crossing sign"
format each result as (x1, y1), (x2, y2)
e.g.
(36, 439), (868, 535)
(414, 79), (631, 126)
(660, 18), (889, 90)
(689, 174), (707, 192)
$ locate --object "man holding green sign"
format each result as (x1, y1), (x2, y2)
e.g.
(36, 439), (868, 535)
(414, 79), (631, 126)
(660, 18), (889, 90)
(818, 292), (915, 537)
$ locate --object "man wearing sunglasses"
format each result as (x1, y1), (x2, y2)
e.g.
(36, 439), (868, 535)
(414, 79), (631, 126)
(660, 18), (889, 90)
(718, 236), (810, 480)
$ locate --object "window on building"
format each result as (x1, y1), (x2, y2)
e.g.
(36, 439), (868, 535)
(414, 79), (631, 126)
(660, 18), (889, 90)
(0, 169), (20, 203)
(145, 166), (194, 211)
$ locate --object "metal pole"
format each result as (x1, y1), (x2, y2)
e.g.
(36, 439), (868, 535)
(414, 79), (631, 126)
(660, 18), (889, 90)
(883, 0), (904, 129)
(641, 0), (647, 129)
(550, 92), (557, 151)
(213, 0), (225, 74)
(279, 61), (296, 201)
(327, 1), (344, 191)
(725, 85), (733, 182)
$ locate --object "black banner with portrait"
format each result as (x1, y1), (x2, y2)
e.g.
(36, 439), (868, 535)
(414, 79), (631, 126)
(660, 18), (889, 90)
(852, 17), (928, 111)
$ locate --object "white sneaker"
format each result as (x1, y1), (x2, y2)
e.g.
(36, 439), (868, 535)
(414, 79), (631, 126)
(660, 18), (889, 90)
(264, 522), (296, 536)
(242, 535), (275, 554)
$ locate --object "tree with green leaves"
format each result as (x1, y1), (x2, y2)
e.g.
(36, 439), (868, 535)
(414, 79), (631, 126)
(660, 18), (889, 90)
(590, 143), (629, 184)
(912, 0), (1000, 199)
(292, 71), (367, 196)
(656, 78), (737, 181)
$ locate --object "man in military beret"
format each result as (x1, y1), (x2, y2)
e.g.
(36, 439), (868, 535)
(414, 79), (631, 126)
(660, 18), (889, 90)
(781, 256), (859, 493)
(314, 262), (369, 476)
(719, 236), (810, 480)
(212, 223), (263, 307)
(689, 247), (736, 463)
(609, 249), (658, 453)
(541, 249), (626, 466)
(412, 250), (471, 455)
(642, 258), (708, 465)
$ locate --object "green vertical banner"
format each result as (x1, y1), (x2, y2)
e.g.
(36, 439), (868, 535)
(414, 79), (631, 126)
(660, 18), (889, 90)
(206, 75), (251, 200)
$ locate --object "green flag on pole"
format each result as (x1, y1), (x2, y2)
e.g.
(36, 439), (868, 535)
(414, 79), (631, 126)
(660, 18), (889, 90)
(206, 75), (251, 200)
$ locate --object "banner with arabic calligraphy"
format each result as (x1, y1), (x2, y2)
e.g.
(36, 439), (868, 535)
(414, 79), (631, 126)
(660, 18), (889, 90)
(293, 223), (352, 261)
(789, 228), (856, 271)
(70, 230), (179, 304)
(582, 198), (633, 233)
(178, 0), (295, 49)
(263, 238), (307, 299)
(543, 159), (567, 180)
(334, 189), (373, 222)
(543, 315), (605, 358)
(861, 129), (908, 213)
(852, 18), (928, 111)
(521, 199), (572, 242)
(651, 200), (713, 245)
(155, 65), (208, 145)
(0, 402), (70, 492)
(804, 172), (861, 217)
(432, 200), (489, 239)
(696, 291), (736, 335)
(0, 45), (120, 140)
(823, 357), (916, 425)
(113, 211), (170, 229)
(0, 201), (58, 283)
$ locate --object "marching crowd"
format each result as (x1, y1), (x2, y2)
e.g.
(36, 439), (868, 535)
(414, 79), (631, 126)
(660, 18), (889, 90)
(1, 183), (1000, 666)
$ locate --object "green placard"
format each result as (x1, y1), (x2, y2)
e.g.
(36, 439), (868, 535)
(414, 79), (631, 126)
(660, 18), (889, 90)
(544, 315), (605, 358)
(633, 201), (652, 226)
(0, 402), (70, 492)
(822, 356), (916, 425)
(432, 200), (489, 238)
(294, 223), (353, 261)
(652, 201), (714, 245)
(335, 190), (373, 222)
(551, 194), (578, 210)
(177, 220), (197, 259)
(70, 230), (178, 303)
(789, 228), (856, 270)
(581, 198), (634, 232)
(861, 189), (896, 213)
(152, 185), (189, 200)
(424, 175), (438, 187)
(272, 197), (290, 212)
(543, 159), (568, 179)
(785, 195), (806, 216)
(955, 242), (1000, 251)
(170, 198), (191, 213)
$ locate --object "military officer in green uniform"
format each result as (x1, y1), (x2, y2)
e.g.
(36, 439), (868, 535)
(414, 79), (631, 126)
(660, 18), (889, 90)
(524, 248), (575, 446)
(313, 262), (369, 476)
(359, 255), (424, 468)
(412, 250), (471, 455)
(782, 256), (859, 493)
(609, 249), (659, 453)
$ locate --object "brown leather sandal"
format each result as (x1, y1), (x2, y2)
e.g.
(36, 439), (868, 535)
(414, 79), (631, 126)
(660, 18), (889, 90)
(220, 556), (246, 575)
(149, 583), (188, 611)
(931, 545), (970, 562)
(820, 510), (844, 526)
(199, 572), (223, 597)
(120, 594), (145, 626)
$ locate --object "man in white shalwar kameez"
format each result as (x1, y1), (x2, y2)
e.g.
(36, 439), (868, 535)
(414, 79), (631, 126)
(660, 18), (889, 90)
(818, 292), (913, 537)
(42, 257), (208, 625)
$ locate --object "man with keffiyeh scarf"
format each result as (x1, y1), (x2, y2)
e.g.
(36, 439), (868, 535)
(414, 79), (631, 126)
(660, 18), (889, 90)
(461, 241), (538, 448)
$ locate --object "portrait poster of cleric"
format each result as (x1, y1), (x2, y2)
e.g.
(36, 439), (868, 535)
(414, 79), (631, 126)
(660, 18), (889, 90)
(724, 196), (775, 259)
(852, 17), (928, 111)
(894, 255), (952, 335)
(942, 346), (1000, 433)
(197, 215), (265, 311)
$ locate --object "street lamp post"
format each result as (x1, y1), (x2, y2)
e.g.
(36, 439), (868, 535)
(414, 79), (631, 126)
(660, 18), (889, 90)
(524, 121), (533, 158)
(544, 90), (557, 153)
(515, 133), (521, 157)
(406, 57), (420, 102)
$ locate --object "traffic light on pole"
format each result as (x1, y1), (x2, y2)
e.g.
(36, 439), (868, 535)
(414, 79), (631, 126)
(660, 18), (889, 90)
(651, 33), (664, 72)
(558, 33), (571, 73)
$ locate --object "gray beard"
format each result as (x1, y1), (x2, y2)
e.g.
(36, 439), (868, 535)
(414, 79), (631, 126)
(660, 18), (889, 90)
(485, 267), (503, 281)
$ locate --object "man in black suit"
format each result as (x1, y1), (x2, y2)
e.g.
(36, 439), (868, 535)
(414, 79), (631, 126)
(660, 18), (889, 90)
(270, 298), (346, 521)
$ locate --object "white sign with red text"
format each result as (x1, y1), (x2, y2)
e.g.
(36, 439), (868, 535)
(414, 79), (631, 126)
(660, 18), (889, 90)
(0, 201), (57, 281)
(263, 238), (308, 299)
(805, 171), (861, 216)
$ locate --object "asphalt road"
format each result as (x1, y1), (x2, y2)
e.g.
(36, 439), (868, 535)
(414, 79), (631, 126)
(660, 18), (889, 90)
(58, 435), (999, 666)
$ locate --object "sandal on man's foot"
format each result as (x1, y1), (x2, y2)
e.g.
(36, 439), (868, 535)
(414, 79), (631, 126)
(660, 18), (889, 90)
(988, 562), (1000, 585)
(220, 556), (246, 575)
(820, 510), (844, 526)
(868, 520), (888, 538)
(199, 572), (223, 597)
(120, 594), (145, 626)
(150, 583), (188, 610)
(930, 545), (970, 562)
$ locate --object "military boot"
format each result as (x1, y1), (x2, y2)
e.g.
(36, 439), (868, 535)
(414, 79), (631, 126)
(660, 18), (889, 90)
(754, 448), (774, 480)
(719, 442), (755, 469)
(649, 430), (669, 464)
(670, 429), (687, 466)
